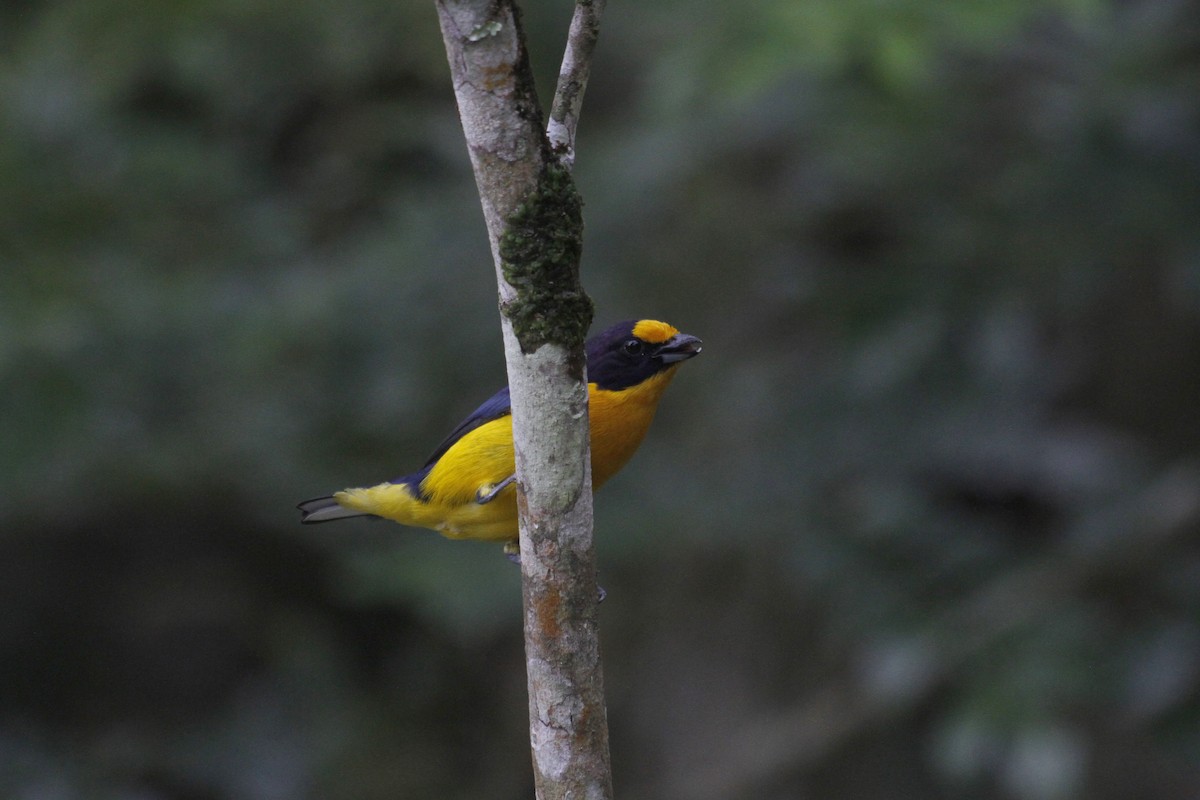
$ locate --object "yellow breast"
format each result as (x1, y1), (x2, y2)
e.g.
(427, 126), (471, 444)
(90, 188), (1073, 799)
(587, 366), (680, 488)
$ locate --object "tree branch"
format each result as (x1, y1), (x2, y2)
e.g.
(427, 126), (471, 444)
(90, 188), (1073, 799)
(434, 2), (611, 798)
(547, 0), (607, 169)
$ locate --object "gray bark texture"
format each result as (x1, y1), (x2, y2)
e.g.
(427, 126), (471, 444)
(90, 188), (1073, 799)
(434, 2), (613, 799)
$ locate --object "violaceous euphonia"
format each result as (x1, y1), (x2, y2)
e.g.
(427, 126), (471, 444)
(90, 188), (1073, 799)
(298, 319), (702, 550)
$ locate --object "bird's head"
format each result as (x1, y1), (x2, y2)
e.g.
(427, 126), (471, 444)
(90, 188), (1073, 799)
(586, 319), (703, 390)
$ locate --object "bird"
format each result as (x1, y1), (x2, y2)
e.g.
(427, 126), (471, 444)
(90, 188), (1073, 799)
(298, 319), (702, 552)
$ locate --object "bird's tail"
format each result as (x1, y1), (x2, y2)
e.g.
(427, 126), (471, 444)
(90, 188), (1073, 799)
(297, 495), (371, 524)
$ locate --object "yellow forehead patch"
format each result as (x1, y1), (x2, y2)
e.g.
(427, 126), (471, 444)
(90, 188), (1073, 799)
(632, 319), (679, 344)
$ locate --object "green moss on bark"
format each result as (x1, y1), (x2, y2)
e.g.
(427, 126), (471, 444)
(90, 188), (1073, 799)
(500, 162), (594, 362)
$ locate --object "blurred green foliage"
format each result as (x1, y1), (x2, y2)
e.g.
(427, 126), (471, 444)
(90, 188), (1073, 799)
(2, 0), (1199, 798)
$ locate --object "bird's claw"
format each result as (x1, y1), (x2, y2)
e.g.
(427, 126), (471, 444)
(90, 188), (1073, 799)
(476, 475), (516, 505)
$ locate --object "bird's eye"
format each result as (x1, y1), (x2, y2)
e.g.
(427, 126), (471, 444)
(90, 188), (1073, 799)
(622, 339), (644, 356)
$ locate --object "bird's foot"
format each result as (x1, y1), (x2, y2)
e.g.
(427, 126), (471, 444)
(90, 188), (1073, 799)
(476, 475), (515, 505)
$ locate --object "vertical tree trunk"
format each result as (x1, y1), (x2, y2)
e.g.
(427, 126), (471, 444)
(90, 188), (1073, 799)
(434, 2), (612, 798)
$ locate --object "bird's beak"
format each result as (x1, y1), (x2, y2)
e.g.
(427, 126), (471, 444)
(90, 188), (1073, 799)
(656, 333), (703, 363)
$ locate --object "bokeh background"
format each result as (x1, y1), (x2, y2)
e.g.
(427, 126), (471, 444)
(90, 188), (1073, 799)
(3, 0), (1200, 798)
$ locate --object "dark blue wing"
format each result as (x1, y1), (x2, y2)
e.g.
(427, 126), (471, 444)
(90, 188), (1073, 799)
(423, 385), (512, 469)
(389, 385), (512, 494)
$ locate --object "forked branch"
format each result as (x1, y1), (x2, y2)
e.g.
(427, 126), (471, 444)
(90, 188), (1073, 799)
(433, 2), (611, 798)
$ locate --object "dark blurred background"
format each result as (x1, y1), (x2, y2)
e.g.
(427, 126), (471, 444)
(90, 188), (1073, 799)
(3, 0), (1200, 798)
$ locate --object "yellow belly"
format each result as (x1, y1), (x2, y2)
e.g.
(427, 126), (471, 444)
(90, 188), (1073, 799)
(337, 480), (521, 541)
(335, 367), (679, 542)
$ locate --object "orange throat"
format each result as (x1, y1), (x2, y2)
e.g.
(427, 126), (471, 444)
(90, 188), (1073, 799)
(588, 367), (678, 488)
